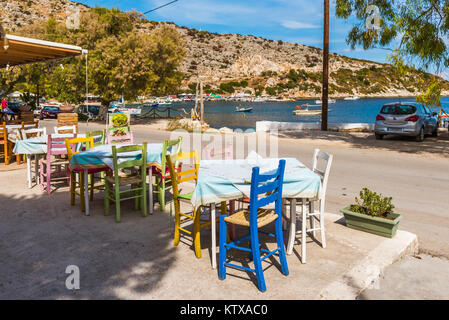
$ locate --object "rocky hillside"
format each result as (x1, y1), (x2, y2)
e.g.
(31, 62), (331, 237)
(2, 0), (448, 98)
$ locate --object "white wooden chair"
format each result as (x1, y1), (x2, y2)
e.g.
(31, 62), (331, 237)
(21, 128), (47, 188)
(54, 125), (76, 134)
(286, 149), (333, 263)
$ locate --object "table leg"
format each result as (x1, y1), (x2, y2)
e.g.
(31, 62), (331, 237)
(26, 155), (31, 188)
(229, 200), (236, 240)
(287, 198), (296, 255)
(301, 200), (307, 264)
(211, 203), (217, 269)
(148, 167), (153, 215)
(35, 155), (39, 185)
(84, 169), (90, 216)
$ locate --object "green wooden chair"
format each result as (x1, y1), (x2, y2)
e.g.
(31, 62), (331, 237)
(104, 143), (147, 222)
(86, 129), (106, 147)
(152, 137), (182, 211)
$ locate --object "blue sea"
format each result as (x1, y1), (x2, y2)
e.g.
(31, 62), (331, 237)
(170, 97), (449, 130)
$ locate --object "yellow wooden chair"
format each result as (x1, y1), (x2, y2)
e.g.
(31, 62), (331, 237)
(167, 151), (225, 258)
(65, 137), (108, 212)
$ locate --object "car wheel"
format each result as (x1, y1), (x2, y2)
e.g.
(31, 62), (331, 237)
(431, 126), (438, 137)
(415, 127), (425, 142)
(375, 133), (384, 140)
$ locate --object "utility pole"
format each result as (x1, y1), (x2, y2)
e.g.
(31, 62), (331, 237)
(200, 77), (204, 127)
(322, 0), (329, 131)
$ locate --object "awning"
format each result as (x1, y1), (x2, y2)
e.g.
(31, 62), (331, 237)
(0, 34), (85, 68)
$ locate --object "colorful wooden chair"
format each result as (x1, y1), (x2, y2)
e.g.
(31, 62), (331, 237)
(167, 151), (224, 259)
(86, 129), (106, 147)
(65, 137), (109, 212)
(152, 137), (182, 211)
(21, 128), (47, 188)
(14, 120), (39, 164)
(55, 125), (77, 134)
(286, 149), (333, 263)
(219, 159), (288, 292)
(39, 134), (75, 195)
(0, 122), (11, 165)
(104, 143), (147, 222)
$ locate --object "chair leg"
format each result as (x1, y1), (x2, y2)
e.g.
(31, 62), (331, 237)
(218, 214), (227, 280)
(80, 172), (85, 212)
(39, 159), (44, 191)
(173, 201), (181, 246)
(310, 201), (316, 238)
(46, 160), (51, 195)
(141, 181), (147, 217)
(250, 224), (266, 292)
(159, 179), (166, 211)
(301, 201), (307, 264)
(286, 198), (297, 255)
(115, 184), (121, 222)
(16, 153), (20, 164)
(89, 173), (94, 201)
(319, 199), (326, 248)
(275, 215), (289, 276)
(104, 178), (110, 216)
(70, 171), (76, 206)
(193, 207), (202, 258)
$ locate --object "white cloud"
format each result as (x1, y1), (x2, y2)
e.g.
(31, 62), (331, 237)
(281, 20), (319, 29)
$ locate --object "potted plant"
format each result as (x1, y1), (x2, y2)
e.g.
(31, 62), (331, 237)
(340, 188), (402, 238)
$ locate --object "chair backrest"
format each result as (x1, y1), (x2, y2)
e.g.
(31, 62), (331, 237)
(21, 128), (47, 140)
(0, 122), (7, 142)
(161, 136), (183, 169)
(203, 142), (233, 160)
(86, 129), (106, 147)
(55, 125), (76, 135)
(47, 134), (76, 156)
(57, 113), (78, 133)
(107, 130), (134, 145)
(312, 149), (333, 200)
(65, 137), (94, 161)
(248, 159), (286, 224)
(166, 150), (199, 199)
(111, 143), (147, 183)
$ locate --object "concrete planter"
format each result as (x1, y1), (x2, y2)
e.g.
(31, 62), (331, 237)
(340, 206), (402, 238)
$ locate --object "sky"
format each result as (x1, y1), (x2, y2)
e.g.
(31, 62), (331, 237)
(77, 0), (393, 64)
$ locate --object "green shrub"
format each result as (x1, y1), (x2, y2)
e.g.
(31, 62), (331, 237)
(350, 188), (395, 217)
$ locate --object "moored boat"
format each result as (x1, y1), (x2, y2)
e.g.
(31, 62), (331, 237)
(235, 107), (253, 112)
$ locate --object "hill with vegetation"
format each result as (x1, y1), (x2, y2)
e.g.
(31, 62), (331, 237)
(2, 0), (449, 100)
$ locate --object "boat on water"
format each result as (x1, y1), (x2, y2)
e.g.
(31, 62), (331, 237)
(315, 99), (336, 104)
(235, 107), (253, 112)
(292, 104), (323, 116)
(344, 96), (360, 101)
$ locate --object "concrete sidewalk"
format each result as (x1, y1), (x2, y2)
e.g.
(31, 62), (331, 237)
(0, 168), (417, 299)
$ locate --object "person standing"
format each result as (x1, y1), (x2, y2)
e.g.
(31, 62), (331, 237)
(1, 97), (7, 110)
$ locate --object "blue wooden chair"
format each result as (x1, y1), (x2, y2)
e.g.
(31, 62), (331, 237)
(218, 159), (289, 292)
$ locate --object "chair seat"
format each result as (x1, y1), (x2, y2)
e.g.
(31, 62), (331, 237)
(224, 208), (278, 228)
(73, 167), (109, 174)
(105, 175), (143, 186)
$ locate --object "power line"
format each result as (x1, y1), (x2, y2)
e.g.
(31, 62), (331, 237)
(143, 0), (179, 15)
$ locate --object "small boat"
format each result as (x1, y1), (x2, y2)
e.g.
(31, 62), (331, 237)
(344, 96), (360, 101)
(235, 107), (253, 112)
(315, 99), (336, 104)
(292, 104), (322, 116)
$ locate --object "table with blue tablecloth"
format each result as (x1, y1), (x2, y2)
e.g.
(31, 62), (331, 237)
(69, 143), (167, 215)
(191, 157), (322, 269)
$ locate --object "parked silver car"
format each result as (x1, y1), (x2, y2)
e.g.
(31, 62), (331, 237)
(374, 103), (439, 142)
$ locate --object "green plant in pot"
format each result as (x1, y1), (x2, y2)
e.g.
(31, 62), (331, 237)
(340, 188), (402, 238)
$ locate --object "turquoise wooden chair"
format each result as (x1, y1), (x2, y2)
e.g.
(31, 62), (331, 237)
(218, 159), (288, 292)
(104, 143), (147, 222)
(152, 137), (182, 211)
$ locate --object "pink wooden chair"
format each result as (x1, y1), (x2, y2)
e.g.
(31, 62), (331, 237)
(107, 131), (134, 145)
(40, 134), (75, 195)
(203, 143), (233, 160)
(203, 143), (238, 238)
